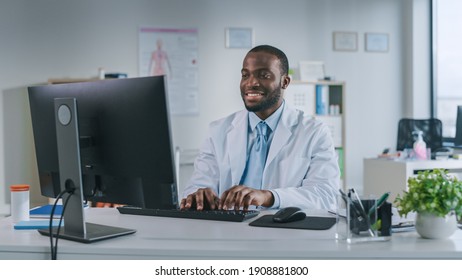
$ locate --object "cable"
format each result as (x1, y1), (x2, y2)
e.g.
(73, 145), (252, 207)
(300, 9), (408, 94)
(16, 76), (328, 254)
(49, 189), (67, 260)
(53, 191), (73, 260)
(49, 188), (74, 260)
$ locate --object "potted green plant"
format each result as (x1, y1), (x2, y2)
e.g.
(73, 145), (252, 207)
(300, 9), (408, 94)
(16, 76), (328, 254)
(394, 168), (462, 239)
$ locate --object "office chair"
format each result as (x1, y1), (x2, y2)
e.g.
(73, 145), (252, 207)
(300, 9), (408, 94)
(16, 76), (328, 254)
(396, 118), (443, 152)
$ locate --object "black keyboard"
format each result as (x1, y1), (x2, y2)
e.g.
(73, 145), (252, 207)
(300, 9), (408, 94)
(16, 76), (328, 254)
(117, 206), (260, 222)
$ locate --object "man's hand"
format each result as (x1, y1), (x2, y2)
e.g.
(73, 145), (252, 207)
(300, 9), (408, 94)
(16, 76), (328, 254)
(219, 185), (274, 211)
(180, 188), (219, 211)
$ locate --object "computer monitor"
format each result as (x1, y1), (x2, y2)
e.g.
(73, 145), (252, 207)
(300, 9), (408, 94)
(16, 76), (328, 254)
(455, 105), (462, 146)
(28, 76), (178, 210)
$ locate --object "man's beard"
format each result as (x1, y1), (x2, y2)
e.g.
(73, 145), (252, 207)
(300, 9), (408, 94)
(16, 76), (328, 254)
(243, 88), (282, 112)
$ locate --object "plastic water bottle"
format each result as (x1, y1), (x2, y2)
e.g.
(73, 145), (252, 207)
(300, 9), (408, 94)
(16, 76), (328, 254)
(413, 131), (427, 160)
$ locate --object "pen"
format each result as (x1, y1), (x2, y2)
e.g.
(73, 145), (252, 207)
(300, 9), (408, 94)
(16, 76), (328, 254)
(349, 188), (375, 237)
(368, 192), (390, 217)
(339, 189), (348, 204)
(347, 190), (364, 221)
(349, 188), (368, 219)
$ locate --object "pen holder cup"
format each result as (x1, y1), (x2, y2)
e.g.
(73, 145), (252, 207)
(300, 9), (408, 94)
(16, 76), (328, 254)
(335, 194), (392, 243)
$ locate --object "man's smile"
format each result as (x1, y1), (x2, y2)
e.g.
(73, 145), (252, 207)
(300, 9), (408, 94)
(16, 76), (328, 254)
(245, 90), (265, 97)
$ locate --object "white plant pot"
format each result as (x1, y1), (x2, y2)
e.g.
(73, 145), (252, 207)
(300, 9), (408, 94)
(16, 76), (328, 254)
(415, 211), (457, 239)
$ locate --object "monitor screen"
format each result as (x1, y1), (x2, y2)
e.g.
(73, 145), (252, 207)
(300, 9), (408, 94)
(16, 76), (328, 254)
(28, 76), (178, 209)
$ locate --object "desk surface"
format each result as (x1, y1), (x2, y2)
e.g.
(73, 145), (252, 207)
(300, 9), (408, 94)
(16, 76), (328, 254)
(1, 208), (462, 259)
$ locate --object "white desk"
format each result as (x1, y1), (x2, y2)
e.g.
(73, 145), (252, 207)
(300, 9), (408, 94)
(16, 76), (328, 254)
(363, 158), (462, 202)
(1, 208), (462, 259)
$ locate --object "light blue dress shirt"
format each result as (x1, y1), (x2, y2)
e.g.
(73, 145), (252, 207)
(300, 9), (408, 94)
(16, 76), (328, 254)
(241, 101), (285, 208)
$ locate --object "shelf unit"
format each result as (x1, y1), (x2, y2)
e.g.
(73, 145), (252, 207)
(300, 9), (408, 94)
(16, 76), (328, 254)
(284, 80), (346, 188)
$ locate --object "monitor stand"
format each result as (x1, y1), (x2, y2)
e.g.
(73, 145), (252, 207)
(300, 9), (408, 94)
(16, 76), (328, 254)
(38, 98), (135, 243)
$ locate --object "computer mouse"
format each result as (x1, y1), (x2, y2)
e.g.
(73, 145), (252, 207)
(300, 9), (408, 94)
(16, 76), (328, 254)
(273, 207), (307, 223)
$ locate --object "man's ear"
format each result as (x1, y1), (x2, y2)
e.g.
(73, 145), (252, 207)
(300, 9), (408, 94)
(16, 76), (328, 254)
(281, 74), (291, 89)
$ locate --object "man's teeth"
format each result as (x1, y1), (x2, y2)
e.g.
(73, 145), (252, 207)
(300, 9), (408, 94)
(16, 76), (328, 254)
(247, 93), (262, 96)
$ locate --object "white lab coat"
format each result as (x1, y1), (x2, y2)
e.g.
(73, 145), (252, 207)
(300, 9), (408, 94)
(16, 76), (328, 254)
(183, 103), (340, 209)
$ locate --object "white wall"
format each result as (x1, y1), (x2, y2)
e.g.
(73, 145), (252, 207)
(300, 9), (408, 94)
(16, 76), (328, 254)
(0, 0), (430, 213)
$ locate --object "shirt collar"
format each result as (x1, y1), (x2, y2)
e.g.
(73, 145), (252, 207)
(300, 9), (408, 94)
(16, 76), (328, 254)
(248, 100), (285, 132)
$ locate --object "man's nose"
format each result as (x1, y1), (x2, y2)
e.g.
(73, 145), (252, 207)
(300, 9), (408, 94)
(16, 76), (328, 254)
(246, 75), (259, 87)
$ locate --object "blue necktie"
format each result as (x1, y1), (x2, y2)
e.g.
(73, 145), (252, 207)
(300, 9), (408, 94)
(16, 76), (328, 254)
(240, 122), (270, 189)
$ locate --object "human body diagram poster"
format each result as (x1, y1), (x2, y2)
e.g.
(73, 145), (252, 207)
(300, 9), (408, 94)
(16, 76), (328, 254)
(139, 27), (199, 115)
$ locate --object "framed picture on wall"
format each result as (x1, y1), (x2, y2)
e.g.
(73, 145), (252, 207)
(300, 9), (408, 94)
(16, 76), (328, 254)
(225, 27), (253, 49)
(333, 31), (357, 52)
(365, 33), (389, 52)
(299, 61), (325, 81)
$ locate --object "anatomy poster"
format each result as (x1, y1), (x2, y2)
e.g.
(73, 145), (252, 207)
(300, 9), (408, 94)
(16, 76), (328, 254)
(139, 27), (199, 115)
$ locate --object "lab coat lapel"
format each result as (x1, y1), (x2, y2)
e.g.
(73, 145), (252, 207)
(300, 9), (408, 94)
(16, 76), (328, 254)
(227, 111), (248, 185)
(264, 106), (298, 177)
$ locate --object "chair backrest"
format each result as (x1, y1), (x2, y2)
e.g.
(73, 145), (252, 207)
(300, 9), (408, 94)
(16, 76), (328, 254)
(397, 118), (443, 151)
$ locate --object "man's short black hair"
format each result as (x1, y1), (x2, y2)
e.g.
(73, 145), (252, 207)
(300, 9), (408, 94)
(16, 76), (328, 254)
(248, 45), (289, 75)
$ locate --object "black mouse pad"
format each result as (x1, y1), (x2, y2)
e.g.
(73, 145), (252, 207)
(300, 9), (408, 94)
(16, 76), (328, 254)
(249, 215), (336, 230)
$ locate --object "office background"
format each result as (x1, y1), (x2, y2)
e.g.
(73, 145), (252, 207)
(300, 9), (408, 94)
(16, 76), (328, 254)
(0, 0), (431, 215)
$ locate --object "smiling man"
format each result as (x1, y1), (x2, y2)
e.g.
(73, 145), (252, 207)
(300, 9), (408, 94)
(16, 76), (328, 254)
(181, 45), (340, 211)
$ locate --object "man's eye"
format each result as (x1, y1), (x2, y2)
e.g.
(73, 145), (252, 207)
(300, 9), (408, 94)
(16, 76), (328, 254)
(260, 73), (271, 79)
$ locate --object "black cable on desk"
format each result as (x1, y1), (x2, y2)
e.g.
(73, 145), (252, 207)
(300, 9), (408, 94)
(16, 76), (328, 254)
(48, 189), (66, 259)
(49, 188), (74, 260)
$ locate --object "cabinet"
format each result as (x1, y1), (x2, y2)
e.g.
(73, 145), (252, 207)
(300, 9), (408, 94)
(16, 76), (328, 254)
(284, 80), (346, 187)
(363, 158), (462, 203)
